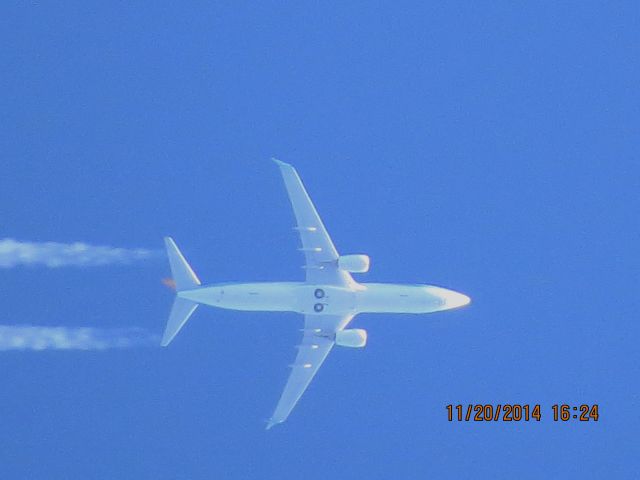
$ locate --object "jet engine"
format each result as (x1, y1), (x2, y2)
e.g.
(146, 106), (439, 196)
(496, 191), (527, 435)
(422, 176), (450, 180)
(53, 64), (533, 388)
(338, 254), (370, 273)
(335, 329), (367, 348)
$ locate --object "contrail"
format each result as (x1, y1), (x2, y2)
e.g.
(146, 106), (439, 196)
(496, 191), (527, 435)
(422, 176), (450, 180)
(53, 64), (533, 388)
(0, 325), (160, 351)
(0, 238), (159, 268)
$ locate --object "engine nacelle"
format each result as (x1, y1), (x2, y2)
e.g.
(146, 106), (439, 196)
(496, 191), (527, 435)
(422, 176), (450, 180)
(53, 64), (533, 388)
(338, 254), (370, 273)
(335, 329), (367, 348)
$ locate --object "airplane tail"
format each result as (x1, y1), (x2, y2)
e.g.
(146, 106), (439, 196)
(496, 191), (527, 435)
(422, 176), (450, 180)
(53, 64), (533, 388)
(161, 237), (202, 346)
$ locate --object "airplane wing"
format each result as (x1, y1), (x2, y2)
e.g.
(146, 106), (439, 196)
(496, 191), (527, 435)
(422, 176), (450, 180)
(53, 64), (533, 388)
(273, 159), (354, 287)
(266, 313), (355, 429)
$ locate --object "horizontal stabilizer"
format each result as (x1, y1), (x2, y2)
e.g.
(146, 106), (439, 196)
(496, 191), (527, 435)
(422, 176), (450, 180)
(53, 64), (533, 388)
(161, 297), (198, 346)
(164, 237), (201, 291)
(162, 237), (201, 346)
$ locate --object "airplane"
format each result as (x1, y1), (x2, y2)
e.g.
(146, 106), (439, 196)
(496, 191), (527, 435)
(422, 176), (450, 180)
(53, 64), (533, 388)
(161, 159), (471, 429)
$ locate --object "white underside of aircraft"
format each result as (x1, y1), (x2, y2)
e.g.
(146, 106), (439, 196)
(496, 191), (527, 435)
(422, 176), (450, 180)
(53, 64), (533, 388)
(162, 159), (471, 429)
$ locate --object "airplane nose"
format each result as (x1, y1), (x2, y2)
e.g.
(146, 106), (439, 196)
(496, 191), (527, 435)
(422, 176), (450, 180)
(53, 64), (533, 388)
(424, 286), (471, 309)
(423, 286), (471, 311)
(441, 290), (471, 309)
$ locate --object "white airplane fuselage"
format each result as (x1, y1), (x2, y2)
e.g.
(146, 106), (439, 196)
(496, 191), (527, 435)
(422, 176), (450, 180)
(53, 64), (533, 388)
(178, 281), (470, 316)
(162, 159), (472, 428)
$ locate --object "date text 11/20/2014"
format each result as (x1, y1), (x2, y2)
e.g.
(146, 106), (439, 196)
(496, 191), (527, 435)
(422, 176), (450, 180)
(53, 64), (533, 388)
(446, 404), (599, 422)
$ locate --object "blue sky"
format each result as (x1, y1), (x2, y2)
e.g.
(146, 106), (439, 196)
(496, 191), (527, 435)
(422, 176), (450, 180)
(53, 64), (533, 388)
(1, 2), (638, 478)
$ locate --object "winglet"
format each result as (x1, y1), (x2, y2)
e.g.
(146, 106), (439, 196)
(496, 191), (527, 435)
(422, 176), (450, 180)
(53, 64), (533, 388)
(265, 418), (281, 430)
(271, 157), (289, 167)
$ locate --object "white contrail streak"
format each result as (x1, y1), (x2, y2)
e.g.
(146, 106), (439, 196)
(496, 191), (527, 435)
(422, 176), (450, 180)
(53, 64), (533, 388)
(0, 326), (159, 351)
(0, 238), (158, 268)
